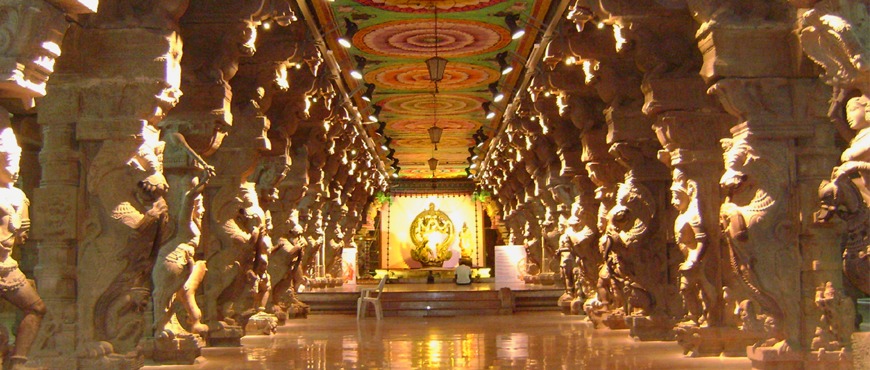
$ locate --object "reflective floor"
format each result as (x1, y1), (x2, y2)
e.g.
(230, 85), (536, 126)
(147, 312), (751, 369)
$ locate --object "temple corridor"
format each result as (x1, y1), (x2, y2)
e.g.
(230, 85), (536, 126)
(0, 0), (869, 369)
(144, 312), (752, 369)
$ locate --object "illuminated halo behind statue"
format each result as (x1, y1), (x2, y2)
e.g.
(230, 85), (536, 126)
(409, 203), (454, 267)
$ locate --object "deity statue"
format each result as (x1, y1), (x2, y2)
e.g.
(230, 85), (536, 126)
(409, 203), (454, 267)
(817, 95), (870, 295)
(151, 123), (214, 341)
(0, 122), (44, 369)
(557, 199), (600, 314)
(458, 222), (472, 262)
(267, 210), (310, 322)
(671, 169), (717, 326)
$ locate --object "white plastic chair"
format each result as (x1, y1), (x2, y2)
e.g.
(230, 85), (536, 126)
(357, 275), (387, 320)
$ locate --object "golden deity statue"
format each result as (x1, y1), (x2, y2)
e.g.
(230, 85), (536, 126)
(409, 203), (454, 267)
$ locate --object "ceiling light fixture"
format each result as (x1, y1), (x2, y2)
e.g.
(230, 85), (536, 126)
(425, 5), (448, 92)
(482, 102), (497, 119)
(350, 55), (366, 80)
(367, 105), (381, 122)
(361, 83), (375, 102)
(428, 94), (443, 150)
(428, 157), (439, 172)
(337, 18), (359, 49)
(489, 82), (504, 103)
(506, 14), (524, 40)
(496, 51), (514, 75)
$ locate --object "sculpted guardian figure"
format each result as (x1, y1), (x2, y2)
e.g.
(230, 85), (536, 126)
(0, 121), (45, 369)
(671, 169), (717, 325)
(817, 95), (870, 295)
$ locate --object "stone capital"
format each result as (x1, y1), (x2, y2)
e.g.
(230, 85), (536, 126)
(604, 106), (655, 144)
(0, 1), (68, 108)
(641, 77), (715, 116)
(709, 78), (827, 139)
(696, 22), (800, 84)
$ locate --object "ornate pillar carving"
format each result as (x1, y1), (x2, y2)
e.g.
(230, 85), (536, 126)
(685, 1), (853, 367)
(199, 3), (300, 344)
(30, 2), (186, 367)
(792, 1), (869, 366)
(566, 7), (681, 338)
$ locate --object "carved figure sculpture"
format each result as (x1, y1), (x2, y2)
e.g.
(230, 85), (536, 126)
(558, 200), (600, 313)
(0, 122), (45, 369)
(720, 137), (797, 350)
(85, 136), (170, 355)
(409, 203), (454, 267)
(811, 282), (855, 352)
(266, 211), (309, 321)
(458, 223), (472, 261)
(671, 169), (717, 326)
(817, 167), (870, 295)
(521, 220), (542, 279)
(601, 175), (657, 315)
(151, 124), (214, 340)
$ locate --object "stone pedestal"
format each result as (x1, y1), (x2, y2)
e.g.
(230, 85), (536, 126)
(674, 325), (765, 357)
(626, 315), (676, 341)
(244, 311), (278, 336)
(206, 324), (243, 347)
(584, 301), (627, 330)
(140, 334), (205, 365)
(746, 346), (853, 370)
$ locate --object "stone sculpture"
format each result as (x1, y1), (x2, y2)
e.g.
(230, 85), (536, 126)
(0, 120), (45, 369)
(811, 282), (855, 352)
(720, 137), (796, 351)
(557, 200), (600, 314)
(670, 169), (717, 326)
(150, 122), (213, 349)
(81, 135), (171, 357)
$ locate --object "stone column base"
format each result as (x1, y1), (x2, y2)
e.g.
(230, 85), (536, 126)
(674, 325), (765, 357)
(626, 315), (676, 341)
(244, 311), (278, 336)
(747, 346), (853, 370)
(77, 344), (144, 370)
(584, 303), (628, 329)
(140, 334), (204, 365)
(206, 323), (243, 347)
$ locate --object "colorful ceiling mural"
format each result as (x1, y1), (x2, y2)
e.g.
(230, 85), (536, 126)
(311, 0), (552, 179)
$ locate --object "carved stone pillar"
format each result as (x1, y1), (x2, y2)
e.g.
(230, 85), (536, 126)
(791, 1), (868, 366)
(604, 105), (680, 340)
(653, 111), (754, 355)
(711, 77), (821, 365)
(31, 3), (185, 366)
(687, 1), (853, 366)
(200, 5), (300, 343)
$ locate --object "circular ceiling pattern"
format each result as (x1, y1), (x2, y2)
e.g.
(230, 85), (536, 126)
(390, 117), (479, 132)
(352, 0), (503, 13)
(392, 136), (474, 148)
(381, 94), (485, 116)
(355, 19), (511, 58)
(402, 168), (466, 178)
(367, 62), (499, 91)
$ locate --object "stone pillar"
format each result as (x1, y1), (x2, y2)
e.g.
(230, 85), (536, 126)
(33, 2), (186, 366)
(688, 1), (853, 367)
(791, 1), (870, 367)
(199, 6), (302, 343)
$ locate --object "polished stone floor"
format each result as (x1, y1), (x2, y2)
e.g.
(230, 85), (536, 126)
(148, 312), (752, 369)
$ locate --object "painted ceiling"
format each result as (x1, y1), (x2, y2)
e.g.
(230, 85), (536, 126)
(310, 0), (553, 179)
